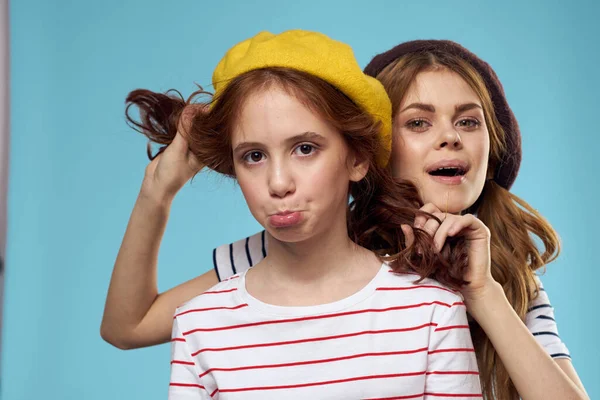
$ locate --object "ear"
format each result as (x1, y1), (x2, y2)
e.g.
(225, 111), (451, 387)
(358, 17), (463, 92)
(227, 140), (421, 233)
(347, 151), (370, 182)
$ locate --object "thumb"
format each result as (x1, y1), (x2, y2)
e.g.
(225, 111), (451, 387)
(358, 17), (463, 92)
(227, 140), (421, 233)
(401, 224), (415, 249)
(177, 103), (206, 135)
(168, 131), (190, 154)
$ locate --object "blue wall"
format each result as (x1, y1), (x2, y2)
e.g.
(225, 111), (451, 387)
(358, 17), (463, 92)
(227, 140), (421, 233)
(3, 1), (598, 399)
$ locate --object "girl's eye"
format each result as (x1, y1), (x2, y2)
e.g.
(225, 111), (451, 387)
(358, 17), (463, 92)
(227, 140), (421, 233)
(457, 118), (481, 129)
(294, 144), (315, 156)
(243, 151), (265, 164)
(405, 119), (431, 132)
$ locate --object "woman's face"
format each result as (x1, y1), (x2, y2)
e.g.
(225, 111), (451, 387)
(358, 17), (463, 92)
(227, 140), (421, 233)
(231, 85), (367, 243)
(391, 69), (490, 214)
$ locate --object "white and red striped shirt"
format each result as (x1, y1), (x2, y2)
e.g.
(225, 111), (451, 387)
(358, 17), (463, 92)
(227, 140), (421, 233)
(169, 263), (482, 399)
(213, 232), (571, 360)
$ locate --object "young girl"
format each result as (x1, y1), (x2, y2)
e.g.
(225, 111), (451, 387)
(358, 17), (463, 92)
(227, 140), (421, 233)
(101, 39), (587, 399)
(123, 30), (482, 399)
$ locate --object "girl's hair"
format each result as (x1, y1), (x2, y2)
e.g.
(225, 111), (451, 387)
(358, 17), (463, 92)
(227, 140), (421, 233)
(125, 67), (470, 289)
(377, 52), (560, 400)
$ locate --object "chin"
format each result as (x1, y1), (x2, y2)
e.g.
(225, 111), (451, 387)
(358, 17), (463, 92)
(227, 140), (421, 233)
(263, 224), (312, 244)
(419, 197), (469, 215)
(420, 186), (479, 214)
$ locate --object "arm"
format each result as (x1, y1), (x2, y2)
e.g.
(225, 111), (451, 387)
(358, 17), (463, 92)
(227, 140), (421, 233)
(101, 196), (263, 350)
(525, 277), (586, 393)
(100, 131), (216, 349)
(468, 282), (589, 400)
(407, 207), (588, 399)
(101, 194), (219, 349)
(169, 318), (213, 400)
(101, 140), (264, 349)
(425, 301), (482, 396)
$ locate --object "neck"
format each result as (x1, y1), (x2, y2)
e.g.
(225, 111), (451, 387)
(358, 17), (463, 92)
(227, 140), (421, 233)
(262, 216), (375, 285)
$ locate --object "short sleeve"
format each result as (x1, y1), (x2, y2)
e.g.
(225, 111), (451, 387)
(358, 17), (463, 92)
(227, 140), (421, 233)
(425, 301), (482, 396)
(168, 318), (212, 400)
(212, 231), (267, 281)
(524, 275), (571, 359)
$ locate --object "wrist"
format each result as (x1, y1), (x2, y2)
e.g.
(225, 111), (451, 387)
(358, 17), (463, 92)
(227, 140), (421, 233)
(139, 178), (175, 209)
(464, 280), (509, 323)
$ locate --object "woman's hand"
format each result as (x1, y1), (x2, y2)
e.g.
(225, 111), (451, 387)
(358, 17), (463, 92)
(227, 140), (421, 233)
(401, 203), (498, 304)
(141, 104), (205, 203)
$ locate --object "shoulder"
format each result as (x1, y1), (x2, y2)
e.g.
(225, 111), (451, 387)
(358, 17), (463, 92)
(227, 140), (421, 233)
(379, 268), (464, 305)
(528, 274), (553, 309)
(175, 273), (244, 317)
(213, 231), (267, 281)
(376, 268), (468, 333)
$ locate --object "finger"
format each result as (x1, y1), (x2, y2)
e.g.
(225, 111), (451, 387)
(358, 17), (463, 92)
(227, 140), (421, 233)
(448, 214), (489, 241)
(433, 214), (488, 251)
(177, 104), (203, 134)
(433, 216), (460, 252)
(401, 224), (415, 249)
(414, 203), (442, 229)
(419, 212), (446, 238)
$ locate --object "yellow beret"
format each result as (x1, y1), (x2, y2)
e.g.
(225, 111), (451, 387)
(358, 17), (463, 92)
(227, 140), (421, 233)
(212, 30), (392, 167)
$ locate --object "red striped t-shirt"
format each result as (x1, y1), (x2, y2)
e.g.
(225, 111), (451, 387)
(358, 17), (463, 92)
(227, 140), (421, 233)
(169, 263), (482, 399)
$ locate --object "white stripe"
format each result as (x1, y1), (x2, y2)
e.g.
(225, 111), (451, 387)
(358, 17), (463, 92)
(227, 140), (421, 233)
(214, 243), (234, 281)
(247, 231), (265, 266)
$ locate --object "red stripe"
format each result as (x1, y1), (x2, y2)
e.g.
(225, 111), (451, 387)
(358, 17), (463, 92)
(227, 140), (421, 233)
(222, 276), (240, 282)
(171, 338), (186, 342)
(218, 372), (426, 393)
(363, 395), (424, 400)
(428, 348), (474, 355)
(192, 324), (436, 356)
(202, 288), (237, 295)
(174, 304), (248, 318)
(183, 302), (455, 335)
(169, 382), (205, 389)
(426, 370), (479, 376)
(171, 360), (195, 366)
(198, 347), (429, 378)
(434, 324), (469, 332)
(424, 393), (482, 398)
(377, 285), (457, 294)
(210, 388), (219, 397)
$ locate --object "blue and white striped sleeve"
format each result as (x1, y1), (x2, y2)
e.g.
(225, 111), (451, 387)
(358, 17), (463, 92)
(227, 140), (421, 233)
(525, 275), (571, 359)
(212, 231), (267, 282)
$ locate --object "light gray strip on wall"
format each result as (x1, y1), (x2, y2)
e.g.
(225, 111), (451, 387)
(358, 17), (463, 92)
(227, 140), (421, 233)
(0, 0), (10, 362)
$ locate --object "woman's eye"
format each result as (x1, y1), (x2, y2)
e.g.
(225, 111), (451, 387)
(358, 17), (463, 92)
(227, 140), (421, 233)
(457, 119), (480, 129)
(294, 144), (315, 156)
(244, 151), (264, 164)
(406, 119), (431, 132)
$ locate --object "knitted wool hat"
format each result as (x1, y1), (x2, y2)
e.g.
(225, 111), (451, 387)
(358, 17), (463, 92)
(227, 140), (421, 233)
(213, 30), (393, 167)
(364, 40), (521, 189)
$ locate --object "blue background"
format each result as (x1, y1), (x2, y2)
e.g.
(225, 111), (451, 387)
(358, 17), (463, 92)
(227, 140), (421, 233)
(3, 0), (599, 399)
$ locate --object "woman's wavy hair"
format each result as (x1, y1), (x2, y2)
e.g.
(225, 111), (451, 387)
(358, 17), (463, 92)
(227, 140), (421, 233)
(377, 51), (560, 400)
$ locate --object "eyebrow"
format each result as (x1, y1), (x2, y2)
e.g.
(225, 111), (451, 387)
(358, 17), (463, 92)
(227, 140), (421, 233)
(399, 103), (435, 113)
(399, 102), (483, 115)
(233, 131), (325, 153)
(455, 103), (483, 113)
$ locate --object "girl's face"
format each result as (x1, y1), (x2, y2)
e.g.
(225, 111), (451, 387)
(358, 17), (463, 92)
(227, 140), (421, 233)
(391, 69), (490, 214)
(232, 86), (367, 243)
